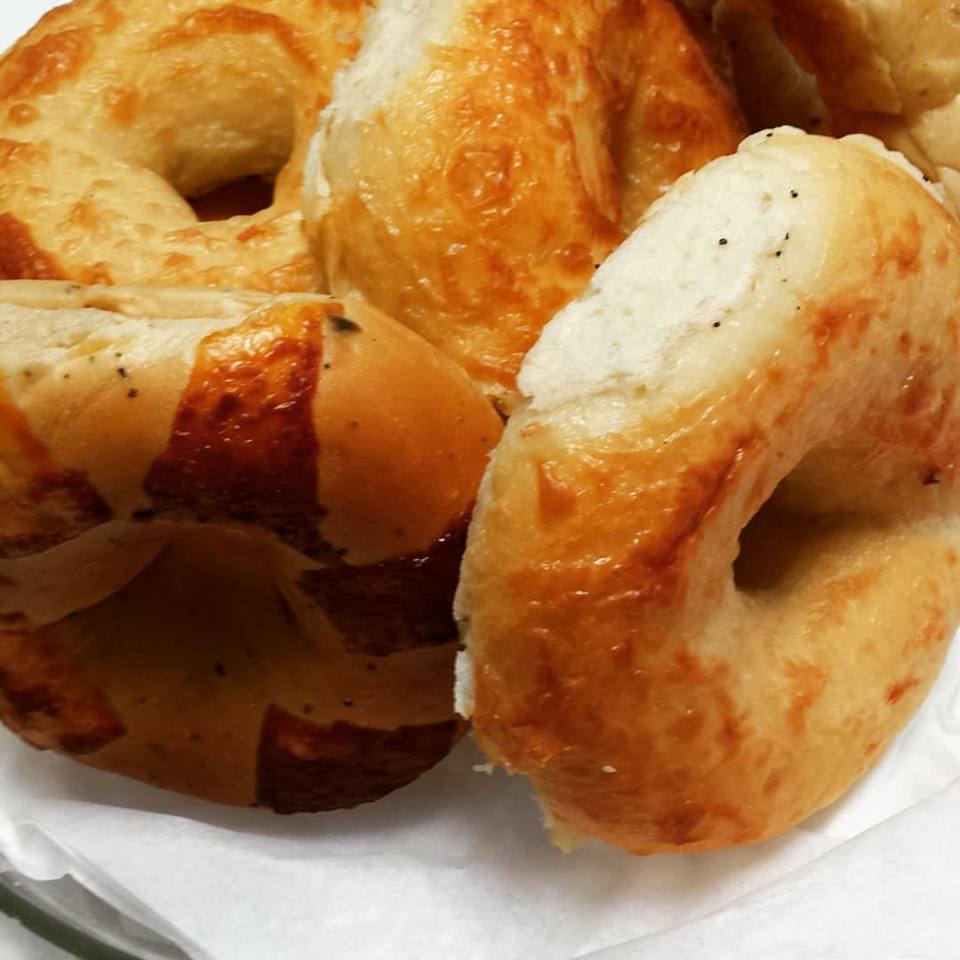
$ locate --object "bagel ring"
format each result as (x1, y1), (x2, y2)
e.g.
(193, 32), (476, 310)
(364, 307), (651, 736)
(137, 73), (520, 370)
(306, 0), (745, 401)
(699, 0), (960, 211)
(457, 129), (960, 853)
(0, 0), (371, 291)
(0, 281), (501, 810)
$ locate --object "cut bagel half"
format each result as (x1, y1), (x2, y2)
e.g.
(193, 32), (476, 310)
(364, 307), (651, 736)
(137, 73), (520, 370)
(457, 129), (960, 854)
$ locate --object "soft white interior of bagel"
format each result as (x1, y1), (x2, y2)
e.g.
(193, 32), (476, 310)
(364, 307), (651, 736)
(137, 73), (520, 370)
(518, 128), (939, 416)
(453, 647), (475, 718)
(305, 0), (462, 223)
(324, 0), (461, 126)
(0, 281), (271, 321)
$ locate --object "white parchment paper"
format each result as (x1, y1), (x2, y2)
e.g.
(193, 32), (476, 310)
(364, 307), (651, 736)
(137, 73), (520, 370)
(4, 4), (960, 958)
(0, 628), (958, 960)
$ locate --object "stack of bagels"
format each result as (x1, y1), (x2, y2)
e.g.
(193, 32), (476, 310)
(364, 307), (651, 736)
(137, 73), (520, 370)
(0, 0), (956, 857)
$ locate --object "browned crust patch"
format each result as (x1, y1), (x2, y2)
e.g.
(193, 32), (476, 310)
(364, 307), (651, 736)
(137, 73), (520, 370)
(0, 383), (112, 558)
(656, 799), (749, 847)
(299, 520), (469, 656)
(0, 628), (126, 754)
(0, 27), (96, 101)
(886, 676), (920, 705)
(0, 471), (114, 559)
(0, 213), (65, 281)
(145, 302), (336, 560)
(536, 459), (578, 522)
(255, 704), (459, 813)
(785, 659), (828, 734)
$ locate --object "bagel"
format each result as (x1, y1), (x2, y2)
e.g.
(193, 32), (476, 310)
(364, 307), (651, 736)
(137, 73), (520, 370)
(0, 0), (372, 292)
(456, 129), (960, 854)
(0, 282), (501, 810)
(305, 0), (745, 401)
(703, 1), (960, 209)
(684, 0), (831, 135)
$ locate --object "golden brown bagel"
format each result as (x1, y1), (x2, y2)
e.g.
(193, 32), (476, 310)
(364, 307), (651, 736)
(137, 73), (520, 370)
(0, 0), (371, 291)
(707, 0), (960, 209)
(457, 129), (960, 854)
(306, 0), (744, 402)
(0, 282), (501, 810)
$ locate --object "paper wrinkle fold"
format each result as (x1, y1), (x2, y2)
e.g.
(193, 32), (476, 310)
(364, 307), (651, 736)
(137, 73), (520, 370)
(0, 627), (957, 959)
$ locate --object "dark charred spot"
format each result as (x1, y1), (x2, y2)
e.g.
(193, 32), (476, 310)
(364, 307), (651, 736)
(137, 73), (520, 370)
(214, 393), (242, 419)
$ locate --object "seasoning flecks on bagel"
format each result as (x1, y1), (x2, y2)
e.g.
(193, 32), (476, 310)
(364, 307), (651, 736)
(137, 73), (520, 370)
(457, 129), (960, 854)
(306, 0), (745, 402)
(0, 0), (373, 292)
(0, 282), (501, 810)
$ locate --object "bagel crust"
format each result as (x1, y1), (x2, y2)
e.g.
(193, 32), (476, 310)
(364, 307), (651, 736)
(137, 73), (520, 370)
(0, 0), (372, 292)
(712, 0), (960, 210)
(0, 283), (501, 810)
(458, 130), (960, 854)
(307, 0), (744, 400)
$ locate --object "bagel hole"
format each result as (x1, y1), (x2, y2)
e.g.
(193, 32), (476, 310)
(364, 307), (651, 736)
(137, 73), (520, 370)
(733, 492), (798, 592)
(733, 482), (836, 593)
(734, 435), (924, 593)
(185, 174), (277, 222)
